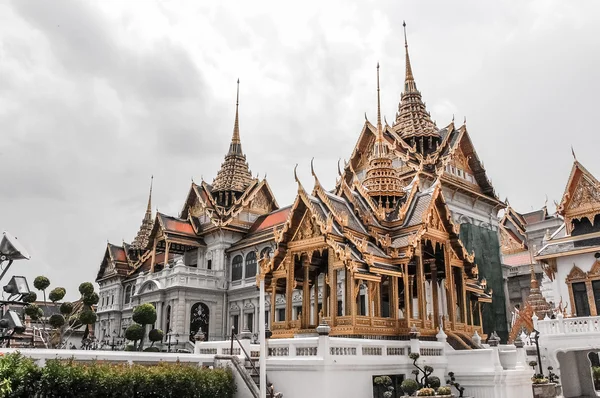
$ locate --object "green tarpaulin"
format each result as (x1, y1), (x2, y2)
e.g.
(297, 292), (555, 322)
(459, 223), (508, 343)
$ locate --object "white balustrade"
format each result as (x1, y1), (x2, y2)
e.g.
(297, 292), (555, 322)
(537, 315), (600, 335)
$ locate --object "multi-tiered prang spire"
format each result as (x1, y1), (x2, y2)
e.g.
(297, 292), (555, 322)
(212, 79), (254, 207)
(132, 176), (154, 249)
(393, 22), (440, 154)
(363, 64), (405, 214)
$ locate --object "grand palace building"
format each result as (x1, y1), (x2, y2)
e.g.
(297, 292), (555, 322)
(94, 28), (509, 349)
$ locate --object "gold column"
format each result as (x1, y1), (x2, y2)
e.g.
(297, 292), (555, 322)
(322, 273), (329, 319)
(478, 302), (483, 327)
(461, 268), (468, 325)
(349, 271), (357, 323)
(445, 245), (456, 328)
(408, 275), (415, 319)
(271, 282), (277, 326)
(150, 238), (157, 273)
(286, 257), (295, 328)
(163, 241), (170, 270)
(586, 280), (597, 316)
(404, 271), (411, 325)
(313, 271), (319, 326)
(431, 263), (439, 329)
(390, 276), (398, 320)
(416, 253), (426, 322)
(303, 257), (310, 328)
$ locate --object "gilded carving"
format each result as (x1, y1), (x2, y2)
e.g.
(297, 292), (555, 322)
(568, 177), (600, 211)
(251, 189), (269, 212)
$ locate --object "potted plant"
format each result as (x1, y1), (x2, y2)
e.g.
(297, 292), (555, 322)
(528, 360), (556, 398)
(446, 372), (473, 398)
(593, 366), (600, 391)
(401, 379), (419, 397)
(436, 386), (452, 397)
(547, 366), (561, 396)
(374, 376), (393, 398)
(416, 387), (435, 396)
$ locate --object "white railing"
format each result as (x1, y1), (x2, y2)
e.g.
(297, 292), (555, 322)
(536, 313), (600, 335)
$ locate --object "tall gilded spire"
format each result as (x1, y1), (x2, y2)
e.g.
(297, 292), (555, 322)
(403, 21), (416, 93)
(132, 176), (155, 249)
(393, 21), (439, 139)
(212, 79), (254, 194)
(376, 62), (383, 135)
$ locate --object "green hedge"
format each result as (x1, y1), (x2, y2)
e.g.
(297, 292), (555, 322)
(0, 352), (235, 398)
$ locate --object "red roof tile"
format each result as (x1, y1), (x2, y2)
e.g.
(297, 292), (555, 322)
(503, 251), (532, 267)
(160, 215), (196, 236)
(249, 207), (291, 233)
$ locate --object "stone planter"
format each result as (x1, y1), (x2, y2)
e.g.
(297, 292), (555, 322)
(532, 382), (557, 398)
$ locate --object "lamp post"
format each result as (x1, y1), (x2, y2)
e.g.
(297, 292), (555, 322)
(111, 330), (117, 351)
(533, 329), (544, 378)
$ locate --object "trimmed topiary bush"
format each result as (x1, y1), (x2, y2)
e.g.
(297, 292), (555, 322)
(425, 376), (440, 389)
(78, 282), (94, 296)
(60, 302), (74, 315)
(79, 310), (97, 325)
(48, 287), (66, 303)
(22, 292), (37, 303)
(416, 387), (435, 396)
(133, 303), (157, 325)
(401, 378), (419, 396)
(143, 347), (160, 352)
(125, 324), (144, 343)
(24, 304), (43, 320)
(33, 276), (50, 291)
(82, 292), (99, 306)
(148, 328), (164, 347)
(437, 386), (452, 395)
(48, 314), (65, 328)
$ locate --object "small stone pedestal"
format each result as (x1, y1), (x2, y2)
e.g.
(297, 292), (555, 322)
(532, 383), (557, 398)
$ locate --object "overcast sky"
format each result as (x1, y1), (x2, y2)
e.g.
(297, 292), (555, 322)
(1, 0), (598, 300)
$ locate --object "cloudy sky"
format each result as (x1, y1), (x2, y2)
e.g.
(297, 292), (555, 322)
(0, 0), (598, 300)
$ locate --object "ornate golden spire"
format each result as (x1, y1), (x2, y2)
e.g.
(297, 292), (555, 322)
(363, 64), (405, 214)
(393, 22), (439, 140)
(212, 80), (254, 195)
(132, 176), (155, 249)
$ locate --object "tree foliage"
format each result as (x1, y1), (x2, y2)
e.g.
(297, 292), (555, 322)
(48, 287), (66, 303)
(48, 314), (65, 329)
(79, 310), (97, 325)
(24, 304), (43, 320)
(82, 292), (99, 306)
(22, 292), (37, 303)
(60, 302), (74, 315)
(132, 303), (157, 326)
(78, 282), (94, 296)
(125, 324), (144, 342)
(33, 276), (51, 291)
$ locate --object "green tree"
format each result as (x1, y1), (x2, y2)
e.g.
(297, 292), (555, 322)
(125, 324), (144, 350)
(132, 304), (157, 351)
(148, 329), (164, 348)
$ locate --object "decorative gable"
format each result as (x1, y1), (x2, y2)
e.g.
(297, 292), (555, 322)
(558, 161), (600, 233)
(566, 264), (587, 283)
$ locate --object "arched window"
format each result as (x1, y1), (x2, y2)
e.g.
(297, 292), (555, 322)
(245, 252), (257, 278)
(260, 247), (272, 260)
(190, 302), (210, 342)
(165, 305), (171, 335)
(124, 285), (132, 304)
(232, 255), (243, 281)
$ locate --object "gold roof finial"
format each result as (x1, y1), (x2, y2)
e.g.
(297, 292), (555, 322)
(571, 145), (577, 161)
(232, 78), (240, 145)
(402, 21), (415, 88)
(376, 62), (382, 135)
(146, 175), (153, 214)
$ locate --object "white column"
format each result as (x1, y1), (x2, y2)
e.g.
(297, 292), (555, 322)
(259, 278), (266, 398)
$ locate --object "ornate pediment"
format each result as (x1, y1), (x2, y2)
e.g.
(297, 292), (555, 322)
(499, 227), (525, 255)
(250, 189), (270, 212)
(588, 260), (600, 278)
(427, 207), (446, 232)
(568, 175), (600, 211)
(566, 264), (587, 282)
(292, 213), (321, 242)
(451, 146), (473, 174)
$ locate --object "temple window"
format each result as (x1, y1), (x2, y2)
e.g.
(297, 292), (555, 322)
(231, 314), (239, 335)
(566, 261), (600, 316)
(124, 285), (132, 304)
(245, 251), (257, 279)
(231, 255), (243, 281)
(277, 308), (286, 322)
(207, 259), (212, 270)
(573, 282), (590, 316)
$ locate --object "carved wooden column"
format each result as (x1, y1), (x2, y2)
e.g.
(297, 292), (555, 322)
(330, 259), (337, 326)
(349, 270), (357, 324)
(431, 263), (439, 329)
(416, 252), (426, 322)
(286, 257), (295, 328)
(445, 244), (456, 329)
(391, 276), (398, 320)
(461, 268), (468, 325)
(271, 281), (277, 326)
(150, 238), (157, 273)
(586, 280), (597, 316)
(403, 270), (411, 326)
(322, 274), (329, 319)
(163, 241), (170, 269)
(302, 257), (310, 328)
